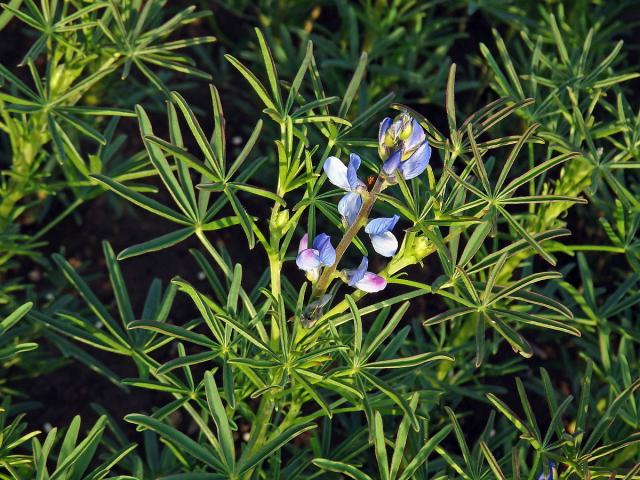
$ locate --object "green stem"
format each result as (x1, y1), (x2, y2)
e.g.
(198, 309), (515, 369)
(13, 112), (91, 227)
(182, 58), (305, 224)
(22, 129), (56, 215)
(268, 202), (283, 343)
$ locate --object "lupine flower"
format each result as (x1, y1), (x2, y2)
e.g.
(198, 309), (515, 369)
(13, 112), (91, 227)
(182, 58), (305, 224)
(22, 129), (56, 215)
(324, 154), (367, 226)
(378, 113), (432, 181)
(344, 257), (387, 293)
(365, 214), (400, 257)
(296, 233), (336, 282)
(537, 462), (556, 480)
(378, 113), (425, 160)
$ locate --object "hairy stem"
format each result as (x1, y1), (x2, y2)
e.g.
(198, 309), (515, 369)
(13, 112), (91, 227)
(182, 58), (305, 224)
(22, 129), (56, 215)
(311, 177), (385, 300)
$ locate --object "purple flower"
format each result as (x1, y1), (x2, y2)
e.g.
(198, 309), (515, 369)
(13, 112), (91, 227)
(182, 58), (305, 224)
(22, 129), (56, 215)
(537, 462), (556, 480)
(344, 257), (387, 293)
(365, 215), (400, 257)
(296, 233), (336, 282)
(379, 113), (432, 181)
(324, 154), (367, 226)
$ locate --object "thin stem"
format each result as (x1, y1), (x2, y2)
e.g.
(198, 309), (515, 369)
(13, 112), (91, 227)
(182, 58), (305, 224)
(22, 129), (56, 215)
(311, 177), (386, 300)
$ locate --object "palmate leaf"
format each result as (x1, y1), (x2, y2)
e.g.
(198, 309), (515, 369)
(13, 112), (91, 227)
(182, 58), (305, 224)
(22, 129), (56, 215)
(104, 0), (215, 95)
(425, 249), (577, 362)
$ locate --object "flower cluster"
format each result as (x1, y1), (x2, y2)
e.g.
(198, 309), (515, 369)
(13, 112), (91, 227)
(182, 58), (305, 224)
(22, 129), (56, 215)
(296, 112), (431, 296)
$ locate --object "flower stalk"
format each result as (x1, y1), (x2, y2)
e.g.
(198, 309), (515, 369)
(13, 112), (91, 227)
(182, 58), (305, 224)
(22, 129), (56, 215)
(311, 175), (385, 300)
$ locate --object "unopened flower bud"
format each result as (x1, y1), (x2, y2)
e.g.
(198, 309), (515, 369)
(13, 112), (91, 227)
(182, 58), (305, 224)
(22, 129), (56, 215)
(410, 235), (431, 262)
(274, 208), (289, 230)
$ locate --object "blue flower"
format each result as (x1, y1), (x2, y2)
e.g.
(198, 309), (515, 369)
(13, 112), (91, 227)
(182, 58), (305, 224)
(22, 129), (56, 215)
(378, 113), (432, 181)
(537, 462), (556, 480)
(365, 215), (400, 257)
(324, 154), (367, 226)
(296, 233), (336, 282)
(344, 257), (387, 293)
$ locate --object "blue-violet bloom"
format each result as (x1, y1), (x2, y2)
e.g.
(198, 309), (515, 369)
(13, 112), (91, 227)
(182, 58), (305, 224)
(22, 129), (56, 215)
(324, 154), (366, 226)
(378, 113), (425, 160)
(344, 257), (387, 293)
(365, 214), (400, 257)
(379, 113), (432, 181)
(296, 233), (336, 282)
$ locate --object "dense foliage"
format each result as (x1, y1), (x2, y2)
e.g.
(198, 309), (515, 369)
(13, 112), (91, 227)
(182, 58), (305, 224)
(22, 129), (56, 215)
(0, 1), (639, 479)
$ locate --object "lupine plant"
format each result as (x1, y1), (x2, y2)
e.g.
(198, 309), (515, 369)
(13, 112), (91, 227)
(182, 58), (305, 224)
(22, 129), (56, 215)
(1, 1), (639, 479)
(0, 0), (215, 304)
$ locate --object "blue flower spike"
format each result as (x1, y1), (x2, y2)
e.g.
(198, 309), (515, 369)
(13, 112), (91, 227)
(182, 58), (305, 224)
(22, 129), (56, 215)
(366, 215), (400, 257)
(324, 153), (367, 227)
(296, 233), (336, 282)
(344, 257), (387, 293)
(378, 113), (432, 181)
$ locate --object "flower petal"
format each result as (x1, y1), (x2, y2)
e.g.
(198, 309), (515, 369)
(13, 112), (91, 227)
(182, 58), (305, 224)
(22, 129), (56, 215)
(323, 156), (351, 190)
(365, 215), (400, 235)
(378, 117), (393, 159)
(298, 233), (309, 253)
(382, 150), (402, 176)
(296, 249), (321, 271)
(313, 233), (336, 266)
(404, 119), (426, 153)
(347, 257), (368, 286)
(347, 153), (364, 190)
(378, 117), (392, 144)
(399, 142), (431, 180)
(355, 272), (387, 292)
(370, 231), (398, 257)
(338, 191), (363, 226)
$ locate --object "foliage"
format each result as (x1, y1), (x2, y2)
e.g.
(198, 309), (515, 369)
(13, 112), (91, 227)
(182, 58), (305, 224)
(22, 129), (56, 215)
(0, 1), (639, 479)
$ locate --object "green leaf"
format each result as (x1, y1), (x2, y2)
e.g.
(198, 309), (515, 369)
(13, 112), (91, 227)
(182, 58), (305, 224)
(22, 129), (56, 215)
(225, 54), (276, 111)
(204, 371), (235, 470)
(171, 92), (224, 180)
(224, 189), (256, 249)
(156, 351), (219, 375)
(90, 174), (191, 225)
(255, 28), (282, 108)
(339, 51), (368, 117)
(486, 393), (538, 447)
(458, 215), (493, 268)
(312, 459), (374, 480)
(445, 63), (457, 136)
(397, 425), (452, 480)
(238, 423), (317, 474)
(0, 302), (33, 333)
(365, 351), (453, 369)
(129, 320), (217, 349)
(480, 442), (506, 480)
(372, 412), (390, 480)
(118, 228), (195, 260)
(362, 372), (418, 431)
(486, 312), (533, 358)
(125, 414), (226, 471)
